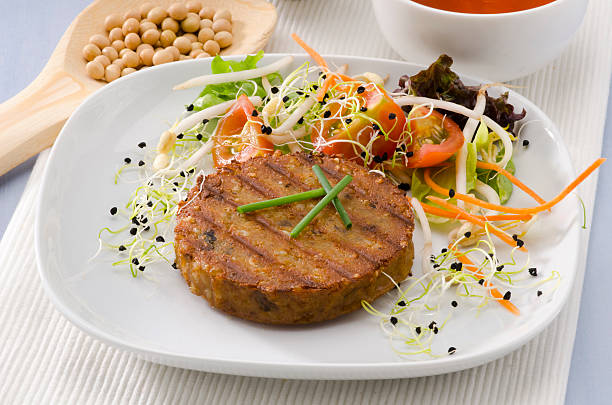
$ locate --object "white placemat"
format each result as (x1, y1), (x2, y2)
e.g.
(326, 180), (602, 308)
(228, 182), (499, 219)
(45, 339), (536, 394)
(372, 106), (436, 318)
(1, 0), (611, 403)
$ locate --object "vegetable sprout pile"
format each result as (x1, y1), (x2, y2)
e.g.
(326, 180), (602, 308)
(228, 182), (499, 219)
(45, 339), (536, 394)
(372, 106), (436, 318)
(97, 34), (604, 359)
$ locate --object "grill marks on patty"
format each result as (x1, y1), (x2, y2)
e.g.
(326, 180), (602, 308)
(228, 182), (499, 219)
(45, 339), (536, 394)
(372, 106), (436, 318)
(174, 153), (415, 323)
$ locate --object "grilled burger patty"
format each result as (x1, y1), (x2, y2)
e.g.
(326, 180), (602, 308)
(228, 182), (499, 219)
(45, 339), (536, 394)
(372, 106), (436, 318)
(174, 153), (415, 324)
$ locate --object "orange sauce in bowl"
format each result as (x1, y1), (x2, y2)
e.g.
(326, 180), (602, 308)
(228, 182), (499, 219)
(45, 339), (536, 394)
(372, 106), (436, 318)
(411, 0), (556, 14)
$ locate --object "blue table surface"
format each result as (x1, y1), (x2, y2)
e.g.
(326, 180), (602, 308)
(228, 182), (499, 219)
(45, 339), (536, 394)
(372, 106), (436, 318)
(1, 1), (610, 403)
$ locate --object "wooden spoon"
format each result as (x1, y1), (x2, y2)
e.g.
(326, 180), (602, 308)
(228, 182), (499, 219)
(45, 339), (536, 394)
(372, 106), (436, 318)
(0, 0), (276, 176)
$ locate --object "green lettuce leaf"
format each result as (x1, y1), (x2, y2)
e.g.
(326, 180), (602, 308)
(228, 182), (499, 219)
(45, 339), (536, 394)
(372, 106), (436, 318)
(465, 143), (477, 192)
(411, 169), (431, 202)
(477, 158), (515, 204)
(410, 145), (477, 203)
(191, 51), (281, 111)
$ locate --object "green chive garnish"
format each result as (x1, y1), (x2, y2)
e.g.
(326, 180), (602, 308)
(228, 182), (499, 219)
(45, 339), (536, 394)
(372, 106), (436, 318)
(312, 165), (352, 229)
(237, 188), (327, 213)
(290, 174), (353, 238)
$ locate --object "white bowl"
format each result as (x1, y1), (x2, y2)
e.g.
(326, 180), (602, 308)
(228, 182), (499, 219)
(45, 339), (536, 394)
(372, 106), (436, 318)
(371, 0), (587, 81)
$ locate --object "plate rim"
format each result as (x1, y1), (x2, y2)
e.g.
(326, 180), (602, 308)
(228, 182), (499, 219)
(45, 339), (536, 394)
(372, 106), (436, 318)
(34, 53), (579, 379)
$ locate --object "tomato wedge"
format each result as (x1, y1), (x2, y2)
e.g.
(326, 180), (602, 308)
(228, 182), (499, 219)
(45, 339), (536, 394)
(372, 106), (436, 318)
(404, 106), (464, 168)
(313, 83), (406, 165)
(213, 95), (274, 167)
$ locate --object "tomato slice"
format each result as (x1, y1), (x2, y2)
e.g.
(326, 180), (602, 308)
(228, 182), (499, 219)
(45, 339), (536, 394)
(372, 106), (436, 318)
(404, 106), (464, 168)
(213, 95), (274, 167)
(313, 83), (406, 165)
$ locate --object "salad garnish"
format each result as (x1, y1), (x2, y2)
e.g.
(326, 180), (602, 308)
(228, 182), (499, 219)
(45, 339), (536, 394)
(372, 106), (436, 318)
(98, 33), (604, 358)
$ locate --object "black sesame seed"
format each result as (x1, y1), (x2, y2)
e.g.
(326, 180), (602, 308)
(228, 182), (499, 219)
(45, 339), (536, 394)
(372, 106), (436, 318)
(512, 234), (518, 241)
(189, 168), (195, 174)
(448, 347), (456, 355)
(138, 142), (146, 148)
(464, 231), (471, 238)
(373, 155), (383, 163)
(143, 226), (150, 231)
(110, 206), (118, 215)
(415, 327), (421, 335)
(296, 91), (304, 96)
(297, 117), (304, 124)
(456, 262), (462, 271)
(323, 110), (331, 118)
(497, 265), (505, 271)
(398, 183), (411, 191)
(529, 267), (538, 276)
(252, 110), (258, 117)
(177, 133), (184, 139)
(261, 124), (267, 132)
(360, 106), (367, 112)
(537, 290), (543, 296)
(138, 160), (145, 167)
(173, 182), (179, 187)
(138, 266), (145, 271)
(448, 188), (456, 198)
(271, 86), (279, 94)
(130, 228), (137, 235)
(118, 245), (126, 251)
(406, 151), (414, 158)
(441, 248), (448, 253)
(433, 327), (439, 334)
(312, 85), (318, 90)
(124, 157), (131, 164)
(478, 279), (485, 285)
(450, 262), (457, 270)
(202, 119), (209, 125)
(172, 262), (177, 269)
(345, 118), (352, 124)
(451, 300), (458, 307)
(523, 139), (530, 147)
(156, 236), (165, 243)
(428, 321), (436, 329)
(398, 300), (406, 307)
(503, 291), (512, 300)
(132, 258), (139, 265)
(147, 201), (153, 207)
(360, 152), (366, 158)
(180, 171), (185, 177)
(390, 316), (398, 325)
(516, 239), (524, 248)
(388, 112), (397, 120)
(196, 134), (203, 140)
(372, 123), (380, 131)
(131, 217), (139, 225)
(282, 96), (289, 103)
(433, 263), (440, 269)
(318, 100), (325, 105)
(186, 104), (194, 111)
(357, 86), (365, 94)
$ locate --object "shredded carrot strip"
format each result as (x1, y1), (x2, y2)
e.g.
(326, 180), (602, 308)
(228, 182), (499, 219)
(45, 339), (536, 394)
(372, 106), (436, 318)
(291, 33), (328, 69)
(454, 254), (521, 316)
(476, 161), (545, 204)
(420, 202), (533, 221)
(427, 196), (527, 251)
(424, 158), (605, 214)
(318, 75), (336, 101)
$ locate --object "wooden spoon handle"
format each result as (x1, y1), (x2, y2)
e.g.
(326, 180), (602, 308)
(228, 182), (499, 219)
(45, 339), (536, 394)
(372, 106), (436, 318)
(0, 71), (91, 176)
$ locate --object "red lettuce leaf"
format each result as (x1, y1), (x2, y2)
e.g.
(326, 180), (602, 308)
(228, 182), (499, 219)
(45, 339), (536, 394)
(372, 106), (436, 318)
(396, 55), (526, 131)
